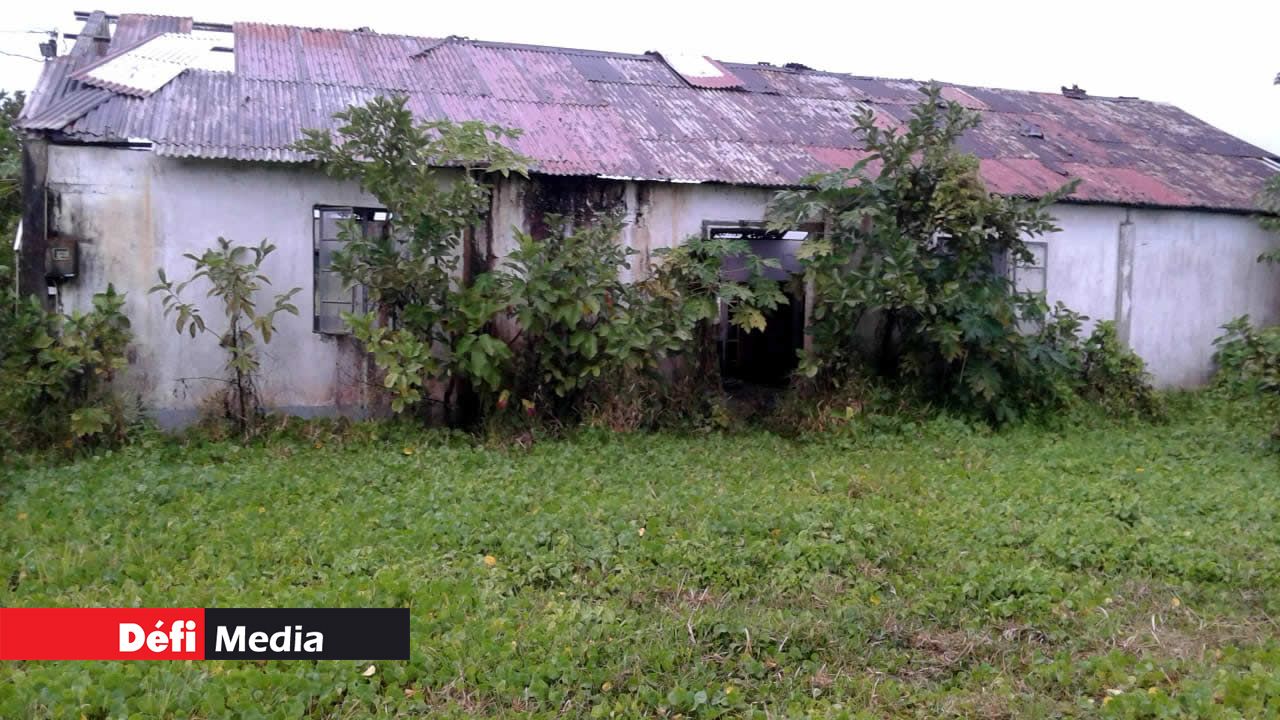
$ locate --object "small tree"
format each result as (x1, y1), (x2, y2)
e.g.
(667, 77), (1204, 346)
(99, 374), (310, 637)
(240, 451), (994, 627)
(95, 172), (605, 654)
(770, 84), (1083, 423)
(1233, 87), (1279, 439)
(498, 216), (637, 416)
(150, 238), (300, 435)
(0, 90), (24, 239)
(295, 95), (529, 424)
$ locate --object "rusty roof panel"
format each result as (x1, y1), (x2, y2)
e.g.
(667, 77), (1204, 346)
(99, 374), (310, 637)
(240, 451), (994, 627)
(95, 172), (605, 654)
(22, 13), (1280, 212)
(111, 14), (193, 48)
(602, 56), (684, 87)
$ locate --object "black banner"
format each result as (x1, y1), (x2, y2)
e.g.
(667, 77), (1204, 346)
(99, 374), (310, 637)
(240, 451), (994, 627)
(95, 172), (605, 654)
(203, 608), (409, 660)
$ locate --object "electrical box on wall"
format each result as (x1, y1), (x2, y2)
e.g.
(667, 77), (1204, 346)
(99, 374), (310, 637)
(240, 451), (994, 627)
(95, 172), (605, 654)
(45, 236), (78, 280)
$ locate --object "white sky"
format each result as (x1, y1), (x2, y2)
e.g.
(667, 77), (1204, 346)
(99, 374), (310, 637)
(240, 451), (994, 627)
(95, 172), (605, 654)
(1, 0), (1277, 154)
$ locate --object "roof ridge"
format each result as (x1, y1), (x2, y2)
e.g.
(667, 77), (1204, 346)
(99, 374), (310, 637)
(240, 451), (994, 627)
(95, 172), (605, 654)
(96, 13), (1187, 106)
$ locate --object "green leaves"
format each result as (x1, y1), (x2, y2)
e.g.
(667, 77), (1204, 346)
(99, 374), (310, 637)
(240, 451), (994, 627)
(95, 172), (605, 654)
(767, 83), (1128, 424)
(731, 306), (767, 332)
(69, 406), (112, 438)
(0, 90), (23, 239)
(1259, 175), (1280, 234)
(0, 279), (131, 451)
(296, 96), (533, 423)
(455, 332), (511, 392)
(1213, 317), (1280, 442)
(498, 216), (641, 406)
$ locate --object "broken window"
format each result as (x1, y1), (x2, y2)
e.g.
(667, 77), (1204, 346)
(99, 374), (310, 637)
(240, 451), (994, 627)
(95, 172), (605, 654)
(312, 206), (387, 334)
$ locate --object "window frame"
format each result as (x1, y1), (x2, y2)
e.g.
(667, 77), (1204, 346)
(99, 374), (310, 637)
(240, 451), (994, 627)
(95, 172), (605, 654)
(1011, 240), (1048, 296)
(312, 205), (388, 335)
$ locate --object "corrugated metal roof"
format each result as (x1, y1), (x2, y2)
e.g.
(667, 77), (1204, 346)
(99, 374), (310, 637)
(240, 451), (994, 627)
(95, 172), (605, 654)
(20, 14), (1280, 212)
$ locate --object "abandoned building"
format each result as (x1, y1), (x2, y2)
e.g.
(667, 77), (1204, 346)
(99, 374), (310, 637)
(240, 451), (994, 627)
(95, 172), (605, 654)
(15, 11), (1280, 424)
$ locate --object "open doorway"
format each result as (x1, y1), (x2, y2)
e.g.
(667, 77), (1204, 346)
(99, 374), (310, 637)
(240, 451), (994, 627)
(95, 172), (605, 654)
(708, 224), (813, 388)
(721, 282), (805, 386)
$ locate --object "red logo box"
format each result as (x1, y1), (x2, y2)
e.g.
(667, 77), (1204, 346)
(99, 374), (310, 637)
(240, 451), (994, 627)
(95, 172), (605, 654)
(0, 608), (206, 660)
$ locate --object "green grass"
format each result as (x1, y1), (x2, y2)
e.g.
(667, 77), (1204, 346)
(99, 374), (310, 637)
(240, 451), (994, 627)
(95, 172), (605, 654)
(2, 395), (1279, 719)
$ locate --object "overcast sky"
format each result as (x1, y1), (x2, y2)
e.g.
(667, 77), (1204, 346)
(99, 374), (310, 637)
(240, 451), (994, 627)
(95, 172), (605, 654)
(1, 0), (1277, 154)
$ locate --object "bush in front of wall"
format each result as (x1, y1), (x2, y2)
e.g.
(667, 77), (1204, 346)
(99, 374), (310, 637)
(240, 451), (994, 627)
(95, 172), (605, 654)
(485, 220), (786, 434)
(0, 268), (132, 454)
(1214, 232), (1279, 443)
(767, 84), (1168, 425)
(149, 238), (301, 438)
(1213, 315), (1280, 444)
(1078, 320), (1165, 419)
(496, 215), (643, 423)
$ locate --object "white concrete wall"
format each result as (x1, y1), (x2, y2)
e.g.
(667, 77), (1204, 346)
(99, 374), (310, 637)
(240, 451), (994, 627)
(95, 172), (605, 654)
(48, 145), (387, 425)
(1126, 208), (1280, 386)
(46, 146), (1280, 422)
(1039, 203), (1280, 387)
(1038, 204), (1127, 333)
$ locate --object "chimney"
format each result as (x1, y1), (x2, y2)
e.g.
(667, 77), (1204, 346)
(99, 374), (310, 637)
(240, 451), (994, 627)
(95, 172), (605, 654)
(1061, 84), (1088, 99)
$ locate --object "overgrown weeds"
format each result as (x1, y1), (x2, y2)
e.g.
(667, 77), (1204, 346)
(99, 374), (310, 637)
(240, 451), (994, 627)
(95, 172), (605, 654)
(767, 85), (1167, 428)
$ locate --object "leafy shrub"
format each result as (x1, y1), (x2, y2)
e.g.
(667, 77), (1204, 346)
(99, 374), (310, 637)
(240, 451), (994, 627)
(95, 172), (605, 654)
(1214, 316), (1280, 396)
(491, 222), (785, 432)
(1213, 315), (1279, 444)
(150, 238), (300, 436)
(1079, 321), (1164, 418)
(0, 271), (132, 452)
(574, 232), (786, 431)
(770, 84), (1084, 424)
(499, 216), (642, 417)
(300, 94), (788, 431)
(635, 234), (787, 384)
(0, 91), (23, 240)
(1040, 306), (1163, 419)
(1260, 174), (1280, 235)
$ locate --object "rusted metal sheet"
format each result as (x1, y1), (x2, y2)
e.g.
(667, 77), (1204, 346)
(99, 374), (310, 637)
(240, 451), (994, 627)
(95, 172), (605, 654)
(111, 14), (193, 48)
(21, 13), (1280, 212)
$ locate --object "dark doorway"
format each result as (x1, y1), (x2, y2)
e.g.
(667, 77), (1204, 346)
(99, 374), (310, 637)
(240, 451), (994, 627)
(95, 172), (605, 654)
(721, 283), (805, 386)
(707, 224), (813, 388)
